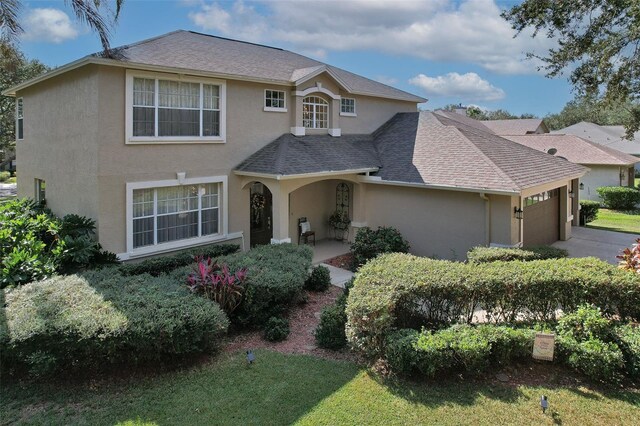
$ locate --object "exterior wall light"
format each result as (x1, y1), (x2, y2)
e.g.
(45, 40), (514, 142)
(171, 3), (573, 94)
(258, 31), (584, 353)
(579, 182), (584, 190)
(568, 189), (575, 198)
(514, 207), (524, 220)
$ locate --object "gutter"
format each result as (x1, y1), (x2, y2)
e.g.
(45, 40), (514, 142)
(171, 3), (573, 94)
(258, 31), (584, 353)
(358, 175), (520, 196)
(233, 168), (379, 180)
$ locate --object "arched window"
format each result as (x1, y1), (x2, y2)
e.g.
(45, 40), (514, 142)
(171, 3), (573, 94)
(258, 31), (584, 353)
(302, 96), (328, 129)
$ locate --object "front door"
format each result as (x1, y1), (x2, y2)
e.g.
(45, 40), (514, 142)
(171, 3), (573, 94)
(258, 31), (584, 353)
(250, 183), (273, 247)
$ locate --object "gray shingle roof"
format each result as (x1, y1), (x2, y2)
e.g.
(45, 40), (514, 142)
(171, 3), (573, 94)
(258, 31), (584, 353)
(104, 30), (425, 103)
(551, 122), (640, 155)
(481, 119), (547, 135)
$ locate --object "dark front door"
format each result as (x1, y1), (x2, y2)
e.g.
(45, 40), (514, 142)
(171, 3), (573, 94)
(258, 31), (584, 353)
(250, 183), (273, 247)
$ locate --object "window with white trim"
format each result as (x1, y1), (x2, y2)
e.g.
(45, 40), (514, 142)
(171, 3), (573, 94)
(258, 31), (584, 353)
(132, 183), (220, 249)
(265, 89), (286, 110)
(35, 179), (45, 203)
(340, 97), (356, 115)
(16, 98), (24, 140)
(302, 96), (328, 129)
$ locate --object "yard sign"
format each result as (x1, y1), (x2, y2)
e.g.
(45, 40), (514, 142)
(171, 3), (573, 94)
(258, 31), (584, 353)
(532, 333), (555, 361)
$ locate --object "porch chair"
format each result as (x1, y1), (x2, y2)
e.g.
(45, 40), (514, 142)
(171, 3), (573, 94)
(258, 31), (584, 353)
(298, 217), (315, 246)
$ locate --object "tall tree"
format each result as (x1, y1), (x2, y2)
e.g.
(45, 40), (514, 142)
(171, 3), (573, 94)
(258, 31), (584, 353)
(441, 104), (537, 120)
(502, 0), (640, 138)
(0, 0), (124, 56)
(544, 94), (635, 130)
(0, 49), (48, 159)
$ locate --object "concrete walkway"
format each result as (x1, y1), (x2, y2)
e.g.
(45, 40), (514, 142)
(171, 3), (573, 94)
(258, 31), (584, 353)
(320, 263), (354, 289)
(552, 226), (639, 265)
(0, 183), (16, 198)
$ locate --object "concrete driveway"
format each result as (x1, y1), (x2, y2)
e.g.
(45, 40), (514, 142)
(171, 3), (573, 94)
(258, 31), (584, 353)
(552, 226), (639, 265)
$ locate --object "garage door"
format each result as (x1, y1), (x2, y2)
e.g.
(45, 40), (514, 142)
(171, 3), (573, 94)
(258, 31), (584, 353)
(523, 189), (559, 246)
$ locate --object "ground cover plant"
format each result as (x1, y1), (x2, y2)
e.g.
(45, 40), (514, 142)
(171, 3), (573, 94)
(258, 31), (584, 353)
(467, 246), (567, 263)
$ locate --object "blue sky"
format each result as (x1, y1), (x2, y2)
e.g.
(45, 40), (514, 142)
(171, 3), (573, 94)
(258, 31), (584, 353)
(17, 0), (574, 116)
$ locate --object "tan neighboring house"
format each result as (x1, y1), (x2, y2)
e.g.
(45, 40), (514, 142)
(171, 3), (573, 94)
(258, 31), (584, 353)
(481, 118), (549, 135)
(504, 134), (639, 202)
(3, 30), (586, 260)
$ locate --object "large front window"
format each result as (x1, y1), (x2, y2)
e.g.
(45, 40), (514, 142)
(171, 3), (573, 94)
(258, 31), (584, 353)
(132, 183), (220, 249)
(303, 96), (328, 129)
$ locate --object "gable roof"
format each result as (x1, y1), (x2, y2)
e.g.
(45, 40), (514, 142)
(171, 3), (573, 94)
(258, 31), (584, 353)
(236, 111), (586, 194)
(481, 118), (547, 135)
(4, 30), (426, 103)
(503, 134), (639, 166)
(551, 122), (640, 155)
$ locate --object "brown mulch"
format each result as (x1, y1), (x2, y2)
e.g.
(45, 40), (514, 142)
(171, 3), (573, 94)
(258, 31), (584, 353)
(323, 253), (355, 271)
(224, 286), (357, 362)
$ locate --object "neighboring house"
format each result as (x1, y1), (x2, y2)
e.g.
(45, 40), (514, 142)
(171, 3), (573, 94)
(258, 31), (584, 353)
(503, 134), (638, 202)
(481, 118), (549, 135)
(553, 122), (640, 172)
(3, 30), (585, 260)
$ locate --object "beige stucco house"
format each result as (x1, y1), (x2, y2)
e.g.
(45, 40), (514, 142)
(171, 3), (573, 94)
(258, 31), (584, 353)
(4, 30), (586, 260)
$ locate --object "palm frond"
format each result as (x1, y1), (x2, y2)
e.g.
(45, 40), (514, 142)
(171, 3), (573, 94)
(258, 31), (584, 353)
(66, 0), (112, 55)
(0, 0), (22, 45)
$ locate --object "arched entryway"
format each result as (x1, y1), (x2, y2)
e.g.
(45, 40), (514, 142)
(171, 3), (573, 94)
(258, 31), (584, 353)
(250, 182), (273, 247)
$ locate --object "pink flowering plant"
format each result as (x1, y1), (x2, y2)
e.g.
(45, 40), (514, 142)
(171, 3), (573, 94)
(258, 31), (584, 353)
(617, 238), (640, 274)
(186, 256), (248, 313)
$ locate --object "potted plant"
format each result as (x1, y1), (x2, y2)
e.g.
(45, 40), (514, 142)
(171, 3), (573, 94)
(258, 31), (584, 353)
(328, 210), (351, 241)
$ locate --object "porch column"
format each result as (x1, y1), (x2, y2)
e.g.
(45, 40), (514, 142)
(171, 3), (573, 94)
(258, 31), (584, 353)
(571, 178), (580, 226)
(559, 184), (570, 241)
(271, 187), (291, 244)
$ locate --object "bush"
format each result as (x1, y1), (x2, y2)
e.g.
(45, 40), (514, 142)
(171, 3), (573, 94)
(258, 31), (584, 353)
(119, 243), (239, 276)
(467, 246), (567, 263)
(579, 200), (600, 224)
(351, 226), (409, 269)
(305, 265), (331, 292)
(186, 258), (248, 314)
(615, 324), (640, 378)
(617, 238), (640, 274)
(596, 186), (640, 210)
(0, 271), (229, 376)
(263, 317), (290, 342)
(0, 171), (10, 182)
(345, 254), (640, 358)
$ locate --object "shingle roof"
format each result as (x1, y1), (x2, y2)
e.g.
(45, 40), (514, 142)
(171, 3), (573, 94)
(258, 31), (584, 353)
(103, 30), (425, 103)
(236, 111), (587, 193)
(551, 122), (640, 155)
(481, 118), (547, 135)
(504, 134), (639, 166)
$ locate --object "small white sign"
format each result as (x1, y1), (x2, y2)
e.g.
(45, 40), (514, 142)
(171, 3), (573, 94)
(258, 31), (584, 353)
(533, 333), (555, 361)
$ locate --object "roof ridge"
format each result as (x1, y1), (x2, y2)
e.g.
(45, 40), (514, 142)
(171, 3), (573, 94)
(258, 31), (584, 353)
(185, 30), (285, 51)
(94, 29), (186, 57)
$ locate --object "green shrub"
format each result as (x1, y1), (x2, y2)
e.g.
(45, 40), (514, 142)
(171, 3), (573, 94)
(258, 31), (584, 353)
(0, 271), (229, 376)
(350, 226), (409, 269)
(579, 200), (600, 224)
(0, 171), (10, 182)
(263, 317), (290, 342)
(467, 246), (568, 263)
(557, 337), (625, 383)
(119, 243), (239, 276)
(346, 254), (640, 358)
(305, 265), (331, 292)
(596, 186), (640, 210)
(615, 324), (640, 378)
(557, 305), (614, 342)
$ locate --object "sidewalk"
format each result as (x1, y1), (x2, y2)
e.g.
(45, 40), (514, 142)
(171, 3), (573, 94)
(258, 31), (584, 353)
(320, 263), (354, 288)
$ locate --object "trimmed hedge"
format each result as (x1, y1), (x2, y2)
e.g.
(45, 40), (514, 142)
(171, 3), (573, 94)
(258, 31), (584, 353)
(346, 253), (640, 357)
(467, 246), (568, 263)
(579, 200), (600, 224)
(315, 279), (353, 349)
(0, 271), (229, 376)
(305, 265), (331, 292)
(119, 243), (239, 276)
(596, 186), (640, 210)
(351, 226), (410, 269)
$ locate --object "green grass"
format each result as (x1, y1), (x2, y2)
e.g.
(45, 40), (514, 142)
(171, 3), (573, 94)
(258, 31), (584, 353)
(635, 177), (639, 188)
(2, 351), (638, 425)
(587, 208), (640, 234)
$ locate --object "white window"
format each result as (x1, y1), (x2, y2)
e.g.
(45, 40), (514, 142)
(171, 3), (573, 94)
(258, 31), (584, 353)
(340, 97), (356, 116)
(264, 89), (287, 112)
(126, 71), (226, 144)
(16, 98), (24, 140)
(35, 178), (45, 203)
(303, 96), (328, 129)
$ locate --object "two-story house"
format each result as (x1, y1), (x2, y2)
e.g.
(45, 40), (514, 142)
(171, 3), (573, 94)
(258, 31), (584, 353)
(4, 30), (585, 260)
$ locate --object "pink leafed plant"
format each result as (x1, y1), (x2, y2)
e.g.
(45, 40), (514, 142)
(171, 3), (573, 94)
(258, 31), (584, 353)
(617, 238), (640, 274)
(186, 256), (248, 313)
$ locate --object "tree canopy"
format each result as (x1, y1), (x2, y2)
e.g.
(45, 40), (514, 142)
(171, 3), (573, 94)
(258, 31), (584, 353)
(544, 94), (635, 131)
(502, 0), (640, 138)
(441, 104), (537, 121)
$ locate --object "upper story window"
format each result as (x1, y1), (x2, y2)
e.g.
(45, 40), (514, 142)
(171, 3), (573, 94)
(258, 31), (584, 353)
(16, 98), (24, 140)
(340, 97), (356, 116)
(303, 96), (328, 129)
(264, 89), (286, 112)
(126, 71), (226, 144)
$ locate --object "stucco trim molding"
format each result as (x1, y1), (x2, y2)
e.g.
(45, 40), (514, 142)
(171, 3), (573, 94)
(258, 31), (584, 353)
(293, 86), (341, 100)
(328, 128), (341, 137)
(291, 127), (306, 136)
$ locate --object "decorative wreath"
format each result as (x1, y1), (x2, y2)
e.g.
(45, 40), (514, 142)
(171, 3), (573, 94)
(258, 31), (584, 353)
(251, 193), (266, 211)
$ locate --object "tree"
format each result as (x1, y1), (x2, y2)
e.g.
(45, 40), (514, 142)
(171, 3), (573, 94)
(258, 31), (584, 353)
(544, 94), (635, 131)
(0, 49), (48, 159)
(502, 0), (640, 138)
(0, 0), (124, 56)
(441, 104), (537, 121)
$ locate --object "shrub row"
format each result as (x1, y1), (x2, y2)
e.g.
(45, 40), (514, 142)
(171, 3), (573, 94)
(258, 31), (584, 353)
(0, 271), (229, 376)
(579, 200), (600, 224)
(596, 186), (640, 210)
(467, 246), (567, 263)
(119, 243), (239, 276)
(350, 226), (410, 269)
(345, 254), (640, 357)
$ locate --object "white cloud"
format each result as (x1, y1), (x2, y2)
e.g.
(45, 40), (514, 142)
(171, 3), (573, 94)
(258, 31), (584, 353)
(409, 72), (505, 101)
(186, 0), (553, 75)
(22, 8), (79, 43)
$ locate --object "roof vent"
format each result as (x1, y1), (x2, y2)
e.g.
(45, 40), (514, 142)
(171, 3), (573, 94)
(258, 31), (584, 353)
(547, 148), (558, 155)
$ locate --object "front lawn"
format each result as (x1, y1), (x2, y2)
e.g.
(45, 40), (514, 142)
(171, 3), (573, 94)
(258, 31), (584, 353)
(587, 208), (640, 234)
(2, 350), (638, 425)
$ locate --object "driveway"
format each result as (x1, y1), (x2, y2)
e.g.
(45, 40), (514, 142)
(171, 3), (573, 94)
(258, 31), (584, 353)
(0, 183), (17, 198)
(552, 226), (639, 265)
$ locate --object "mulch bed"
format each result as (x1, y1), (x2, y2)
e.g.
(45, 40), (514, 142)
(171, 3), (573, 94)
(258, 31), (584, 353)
(223, 286), (356, 362)
(322, 253), (355, 271)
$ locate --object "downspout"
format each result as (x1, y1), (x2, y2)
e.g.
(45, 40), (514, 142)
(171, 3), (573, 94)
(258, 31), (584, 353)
(479, 193), (491, 246)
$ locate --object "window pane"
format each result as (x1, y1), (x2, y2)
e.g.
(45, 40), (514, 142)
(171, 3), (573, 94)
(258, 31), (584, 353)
(156, 185), (198, 215)
(17, 99), (23, 118)
(157, 211), (199, 243)
(133, 107), (155, 136)
(202, 208), (219, 235)
(158, 80), (199, 108)
(158, 109), (200, 136)
(17, 119), (24, 140)
(133, 217), (154, 248)
(201, 183), (219, 208)
(133, 78), (155, 106)
(204, 85), (220, 110)
(203, 110), (220, 136)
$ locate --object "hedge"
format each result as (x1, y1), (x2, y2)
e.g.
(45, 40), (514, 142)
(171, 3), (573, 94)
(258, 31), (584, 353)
(315, 279), (353, 349)
(0, 271), (229, 376)
(579, 200), (600, 224)
(345, 253), (640, 357)
(467, 246), (568, 263)
(596, 186), (640, 210)
(118, 243), (239, 276)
